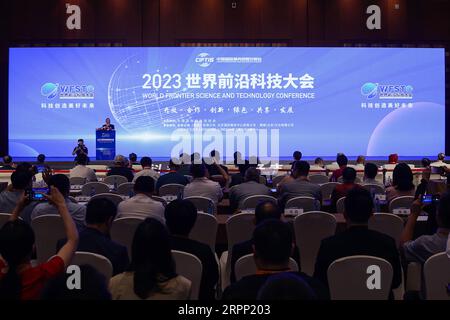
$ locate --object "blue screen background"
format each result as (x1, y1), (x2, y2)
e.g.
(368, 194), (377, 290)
(8, 47), (445, 159)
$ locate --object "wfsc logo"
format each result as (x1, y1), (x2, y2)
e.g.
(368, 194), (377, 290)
(361, 82), (413, 100)
(195, 53), (214, 67)
(41, 82), (59, 99)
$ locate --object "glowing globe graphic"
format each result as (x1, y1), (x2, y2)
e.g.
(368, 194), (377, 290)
(108, 54), (191, 133)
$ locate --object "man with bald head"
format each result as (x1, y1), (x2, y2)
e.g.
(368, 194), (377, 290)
(229, 167), (271, 212)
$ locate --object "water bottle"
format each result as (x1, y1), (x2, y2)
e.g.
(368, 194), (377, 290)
(207, 201), (214, 215)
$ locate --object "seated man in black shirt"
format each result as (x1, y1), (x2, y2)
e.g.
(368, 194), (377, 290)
(223, 219), (327, 300)
(57, 198), (129, 276)
(107, 155), (134, 182)
(313, 188), (402, 298)
(165, 199), (219, 300)
(0, 155), (15, 170)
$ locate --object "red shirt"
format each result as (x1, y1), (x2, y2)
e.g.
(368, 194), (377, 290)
(331, 183), (362, 211)
(330, 166), (346, 182)
(0, 256), (65, 300)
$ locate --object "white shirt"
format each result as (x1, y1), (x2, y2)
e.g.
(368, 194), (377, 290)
(430, 160), (447, 167)
(183, 177), (223, 205)
(70, 165), (97, 182)
(309, 165), (326, 174)
(132, 168), (160, 183)
(117, 194), (165, 223)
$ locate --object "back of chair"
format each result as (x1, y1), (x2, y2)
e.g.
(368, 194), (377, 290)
(338, 176), (362, 184)
(294, 211), (337, 276)
(111, 217), (144, 260)
(308, 174), (329, 184)
(69, 177), (86, 185)
(70, 251), (113, 282)
(184, 196), (216, 215)
(189, 213), (218, 252)
(234, 253), (299, 281)
(320, 182), (340, 201)
(103, 175), (128, 186)
(285, 196), (319, 212)
(424, 252), (450, 300)
(327, 255), (393, 300)
(81, 182), (110, 196)
(368, 213), (404, 247)
(172, 250), (203, 300)
(117, 182), (134, 196)
(389, 196), (415, 213)
(151, 195), (168, 206)
(271, 174), (287, 187)
(90, 193), (124, 207)
(226, 213), (255, 254)
(31, 215), (66, 264)
(159, 183), (185, 197)
(336, 197), (346, 213)
(241, 195), (277, 210)
(362, 184), (385, 195)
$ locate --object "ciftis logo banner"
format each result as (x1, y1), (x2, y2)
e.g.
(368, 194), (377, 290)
(361, 82), (413, 99)
(41, 82), (95, 100)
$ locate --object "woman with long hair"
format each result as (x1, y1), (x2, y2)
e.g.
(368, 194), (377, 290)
(109, 218), (191, 300)
(386, 163), (416, 202)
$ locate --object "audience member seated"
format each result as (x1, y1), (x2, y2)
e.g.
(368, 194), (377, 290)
(430, 152), (446, 168)
(205, 150), (229, 176)
(69, 153), (97, 182)
(279, 161), (321, 208)
(57, 198), (129, 276)
(223, 219), (326, 300)
(313, 188), (402, 298)
(132, 156), (159, 182)
(229, 152), (252, 188)
(183, 164), (223, 206)
(0, 187), (78, 300)
(117, 176), (165, 223)
(35, 154), (50, 172)
(0, 155), (15, 170)
(109, 218), (191, 300)
(329, 154), (348, 182)
(309, 157), (325, 174)
(230, 201), (283, 283)
(256, 273), (317, 300)
(400, 192), (450, 265)
(107, 155), (134, 182)
(388, 153), (399, 165)
(330, 167), (361, 212)
(31, 174), (86, 231)
(363, 162), (384, 187)
(155, 159), (190, 193)
(385, 163), (416, 202)
(229, 167), (271, 212)
(128, 153), (139, 167)
(41, 264), (111, 300)
(165, 199), (219, 300)
(420, 158), (431, 182)
(291, 150), (302, 170)
(355, 155), (366, 169)
(176, 153), (192, 176)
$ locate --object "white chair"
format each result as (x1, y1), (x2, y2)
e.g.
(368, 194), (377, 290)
(90, 193), (124, 207)
(389, 196), (415, 213)
(69, 177), (86, 185)
(336, 197), (346, 213)
(327, 255), (393, 300)
(271, 174), (287, 187)
(116, 182), (134, 196)
(424, 252), (450, 300)
(362, 184), (385, 195)
(103, 175), (128, 186)
(220, 213), (255, 289)
(241, 195), (277, 210)
(368, 213), (404, 247)
(172, 250), (203, 300)
(81, 182), (110, 196)
(320, 182), (340, 202)
(70, 251), (113, 282)
(151, 195), (167, 206)
(159, 183), (185, 197)
(234, 253), (298, 281)
(285, 196), (320, 212)
(308, 174), (329, 184)
(294, 211), (337, 276)
(31, 215), (65, 264)
(111, 217), (144, 260)
(184, 196), (216, 215)
(189, 213), (218, 252)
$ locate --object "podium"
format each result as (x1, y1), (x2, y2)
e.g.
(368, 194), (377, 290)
(96, 130), (116, 160)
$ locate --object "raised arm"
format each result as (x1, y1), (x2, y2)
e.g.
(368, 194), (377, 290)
(10, 191), (29, 221)
(44, 186), (79, 267)
(399, 197), (422, 246)
(214, 162), (229, 182)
